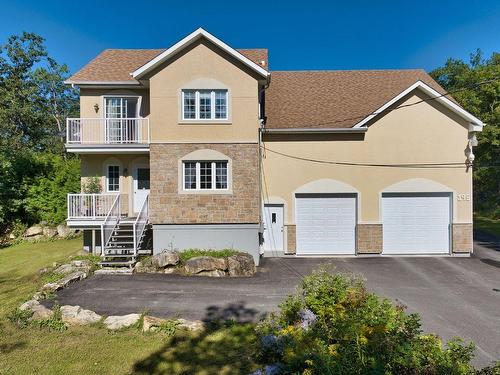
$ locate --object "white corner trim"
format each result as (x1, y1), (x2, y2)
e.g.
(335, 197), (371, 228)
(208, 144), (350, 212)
(352, 80), (484, 130)
(131, 28), (269, 79)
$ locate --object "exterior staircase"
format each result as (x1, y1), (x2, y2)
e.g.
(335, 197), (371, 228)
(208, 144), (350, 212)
(99, 221), (152, 268)
(98, 193), (151, 269)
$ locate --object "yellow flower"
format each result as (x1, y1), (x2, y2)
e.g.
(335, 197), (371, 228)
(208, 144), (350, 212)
(328, 344), (339, 356)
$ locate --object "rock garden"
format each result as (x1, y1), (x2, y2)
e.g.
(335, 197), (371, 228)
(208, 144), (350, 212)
(134, 249), (256, 277)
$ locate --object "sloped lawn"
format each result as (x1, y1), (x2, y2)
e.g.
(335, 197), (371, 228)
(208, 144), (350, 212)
(0, 238), (257, 375)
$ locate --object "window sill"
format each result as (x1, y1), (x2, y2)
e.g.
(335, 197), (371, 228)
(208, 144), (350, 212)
(178, 120), (232, 125)
(179, 189), (232, 195)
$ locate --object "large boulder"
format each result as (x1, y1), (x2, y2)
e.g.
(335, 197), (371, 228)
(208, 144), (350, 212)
(195, 269), (226, 277)
(43, 227), (58, 238)
(61, 305), (101, 326)
(25, 225), (43, 237)
(56, 224), (75, 238)
(142, 315), (166, 332)
(104, 314), (141, 330)
(184, 256), (228, 274)
(54, 263), (76, 275)
(19, 300), (54, 320)
(152, 251), (180, 268)
(42, 270), (87, 292)
(177, 318), (205, 331)
(227, 253), (256, 277)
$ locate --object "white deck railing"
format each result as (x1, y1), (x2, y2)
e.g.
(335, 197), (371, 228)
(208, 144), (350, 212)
(66, 118), (150, 144)
(101, 194), (121, 253)
(133, 194), (149, 256)
(67, 193), (119, 219)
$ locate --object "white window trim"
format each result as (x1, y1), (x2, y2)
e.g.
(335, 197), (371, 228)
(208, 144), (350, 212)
(181, 89), (228, 121)
(106, 165), (120, 193)
(183, 161), (229, 191)
(102, 95), (142, 119)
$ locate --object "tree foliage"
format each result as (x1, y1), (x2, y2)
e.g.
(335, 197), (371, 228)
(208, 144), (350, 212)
(0, 32), (79, 231)
(431, 50), (500, 215)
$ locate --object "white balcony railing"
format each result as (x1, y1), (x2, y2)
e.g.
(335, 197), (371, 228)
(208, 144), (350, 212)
(67, 193), (119, 219)
(66, 118), (150, 144)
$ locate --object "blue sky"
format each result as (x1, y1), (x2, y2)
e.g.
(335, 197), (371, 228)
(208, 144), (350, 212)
(1, 0), (499, 74)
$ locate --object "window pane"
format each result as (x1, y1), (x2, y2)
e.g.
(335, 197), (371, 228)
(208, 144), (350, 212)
(184, 162), (196, 189)
(107, 165), (120, 192)
(215, 161), (228, 189)
(137, 168), (150, 190)
(215, 90), (227, 119)
(199, 91), (212, 119)
(183, 91), (196, 119)
(199, 161), (212, 189)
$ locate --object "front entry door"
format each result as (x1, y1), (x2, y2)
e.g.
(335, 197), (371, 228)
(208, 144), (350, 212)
(133, 167), (150, 213)
(263, 204), (284, 251)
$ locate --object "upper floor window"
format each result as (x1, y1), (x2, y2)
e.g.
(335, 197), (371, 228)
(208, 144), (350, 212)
(183, 161), (228, 190)
(182, 90), (228, 121)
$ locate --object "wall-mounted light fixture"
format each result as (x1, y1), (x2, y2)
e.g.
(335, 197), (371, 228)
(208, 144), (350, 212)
(123, 168), (128, 177)
(94, 103), (99, 113)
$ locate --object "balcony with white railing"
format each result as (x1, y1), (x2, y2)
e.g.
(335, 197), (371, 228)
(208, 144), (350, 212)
(67, 193), (120, 221)
(66, 118), (150, 150)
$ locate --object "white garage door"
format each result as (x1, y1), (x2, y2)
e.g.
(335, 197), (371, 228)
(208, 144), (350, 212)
(382, 193), (451, 254)
(296, 194), (356, 255)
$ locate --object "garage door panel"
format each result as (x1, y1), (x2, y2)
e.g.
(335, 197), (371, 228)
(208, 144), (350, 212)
(382, 193), (450, 254)
(296, 194), (356, 255)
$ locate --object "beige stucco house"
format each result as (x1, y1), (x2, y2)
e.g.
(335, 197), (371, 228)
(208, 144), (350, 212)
(65, 28), (483, 266)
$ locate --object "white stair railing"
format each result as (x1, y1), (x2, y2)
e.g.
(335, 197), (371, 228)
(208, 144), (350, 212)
(101, 194), (121, 257)
(133, 194), (149, 256)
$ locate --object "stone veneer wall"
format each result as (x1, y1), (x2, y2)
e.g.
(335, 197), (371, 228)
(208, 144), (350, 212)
(452, 223), (473, 253)
(356, 224), (383, 254)
(149, 143), (259, 224)
(286, 225), (296, 254)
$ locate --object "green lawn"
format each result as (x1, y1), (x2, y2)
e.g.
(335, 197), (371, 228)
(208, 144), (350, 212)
(0, 239), (257, 375)
(474, 215), (500, 238)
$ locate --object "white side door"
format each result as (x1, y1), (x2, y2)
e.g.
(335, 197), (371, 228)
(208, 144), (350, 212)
(263, 204), (284, 251)
(382, 193), (451, 254)
(133, 167), (150, 213)
(296, 194), (357, 255)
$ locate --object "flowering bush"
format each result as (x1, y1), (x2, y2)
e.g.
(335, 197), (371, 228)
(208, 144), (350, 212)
(255, 269), (476, 374)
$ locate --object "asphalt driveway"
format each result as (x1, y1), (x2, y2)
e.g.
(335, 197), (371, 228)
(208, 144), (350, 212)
(50, 232), (500, 368)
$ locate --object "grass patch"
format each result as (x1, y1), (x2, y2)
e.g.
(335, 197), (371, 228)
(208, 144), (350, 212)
(41, 272), (65, 284)
(474, 214), (500, 237)
(179, 248), (239, 263)
(0, 237), (259, 374)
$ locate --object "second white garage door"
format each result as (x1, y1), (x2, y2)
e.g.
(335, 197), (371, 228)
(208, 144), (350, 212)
(296, 194), (356, 255)
(382, 193), (451, 254)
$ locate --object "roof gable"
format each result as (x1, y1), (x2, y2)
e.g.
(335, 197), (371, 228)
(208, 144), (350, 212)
(353, 80), (483, 129)
(132, 28), (269, 79)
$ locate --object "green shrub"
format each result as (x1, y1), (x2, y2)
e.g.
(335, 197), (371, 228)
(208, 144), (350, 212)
(178, 248), (239, 263)
(8, 308), (33, 328)
(35, 305), (66, 332)
(157, 319), (181, 337)
(82, 176), (102, 193)
(24, 153), (80, 225)
(255, 269), (476, 375)
(72, 254), (101, 271)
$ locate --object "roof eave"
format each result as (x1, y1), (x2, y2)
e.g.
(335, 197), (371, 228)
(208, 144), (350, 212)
(262, 127), (368, 134)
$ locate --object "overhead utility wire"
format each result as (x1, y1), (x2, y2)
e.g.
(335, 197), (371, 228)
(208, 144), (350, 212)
(261, 77), (500, 169)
